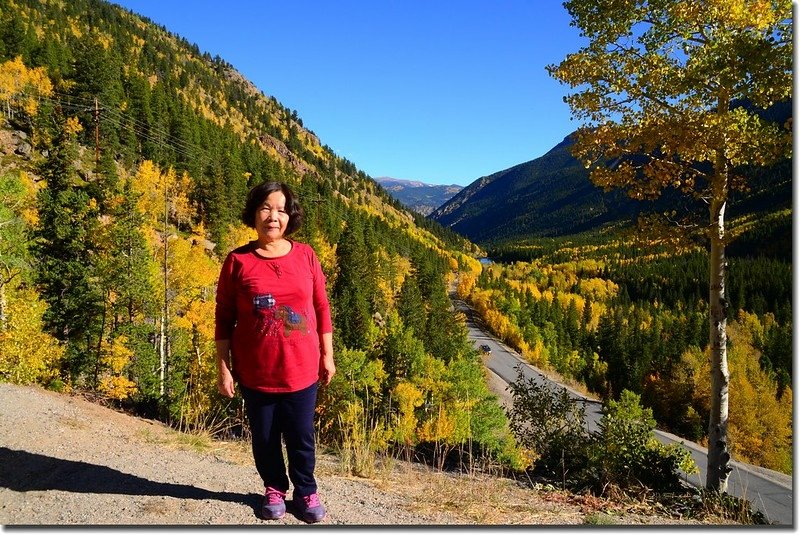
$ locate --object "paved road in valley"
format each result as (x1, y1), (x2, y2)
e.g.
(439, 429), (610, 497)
(454, 297), (793, 526)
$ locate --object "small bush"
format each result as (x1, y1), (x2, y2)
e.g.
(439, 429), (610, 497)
(506, 367), (591, 487)
(590, 390), (697, 493)
(699, 490), (768, 524)
(337, 399), (390, 478)
(507, 369), (698, 496)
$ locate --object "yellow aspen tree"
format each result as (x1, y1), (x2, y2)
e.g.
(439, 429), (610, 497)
(303, 232), (333, 272)
(169, 236), (219, 354)
(169, 235), (220, 421)
(392, 381), (423, 449)
(218, 223), (257, 256)
(131, 161), (191, 230)
(172, 170), (193, 229)
(725, 313), (792, 473)
(0, 57), (53, 120)
(456, 272), (477, 299)
(549, 0), (792, 493)
(0, 287), (64, 385)
(98, 335), (138, 400)
(131, 160), (163, 229)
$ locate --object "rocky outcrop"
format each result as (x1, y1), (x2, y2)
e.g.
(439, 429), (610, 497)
(257, 134), (314, 176)
(0, 129), (33, 159)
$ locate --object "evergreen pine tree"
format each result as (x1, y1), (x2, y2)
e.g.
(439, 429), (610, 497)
(396, 273), (426, 337)
(32, 116), (103, 383)
(332, 216), (372, 351)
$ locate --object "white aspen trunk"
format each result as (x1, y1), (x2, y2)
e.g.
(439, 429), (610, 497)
(165, 317), (171, 395)
(706, 166), (731, 492)
(94, 297), (107, 390)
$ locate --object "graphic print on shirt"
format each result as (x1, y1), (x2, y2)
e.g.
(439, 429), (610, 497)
(253, 293), (309, 337)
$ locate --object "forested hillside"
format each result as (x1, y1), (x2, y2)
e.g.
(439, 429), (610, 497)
(0, 0), (519, 470)
(454, 215), (793, 474)
(431, 135), (640, 241)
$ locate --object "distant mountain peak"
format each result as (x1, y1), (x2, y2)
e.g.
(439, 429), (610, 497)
(376, 177), (428, 188)
(376, 177), (463, 216)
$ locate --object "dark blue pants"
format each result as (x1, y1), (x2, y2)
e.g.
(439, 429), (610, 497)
(240, 382), (319, 497)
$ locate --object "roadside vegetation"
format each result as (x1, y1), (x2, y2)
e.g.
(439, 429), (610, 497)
(460, 227), (792, 476)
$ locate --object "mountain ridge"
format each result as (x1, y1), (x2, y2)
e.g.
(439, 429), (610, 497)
(376, 176), (463, 216)
(431, 109), (792, 245)
(430, 134), (646, 243)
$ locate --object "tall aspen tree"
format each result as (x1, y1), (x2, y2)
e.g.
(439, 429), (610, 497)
(548, 0), (792, 492)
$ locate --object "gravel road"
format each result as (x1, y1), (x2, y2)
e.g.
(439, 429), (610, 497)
(0, 382), (720, 526)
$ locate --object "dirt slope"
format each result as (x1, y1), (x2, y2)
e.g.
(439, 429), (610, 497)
(0, 382), (716, 526)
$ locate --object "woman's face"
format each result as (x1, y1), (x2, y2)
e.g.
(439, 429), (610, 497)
(254, 190), (289, 243)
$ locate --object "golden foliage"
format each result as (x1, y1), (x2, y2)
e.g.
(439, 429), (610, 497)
(3, 170), (40, 227)
(371, 250), (413, 311)
(0, 56), (53, 118)
(0, 287), (64, 385)
(418, 404), (456, 443)
(447, 257), (459, 272)
(456, 272), (477, 300)
(131, 160), (162, 222)
(683, 312), (793, 473)
(308, 233), (337, 281)
(392, 381), (423, 446)
(725, 312), (793, 473)
(64, 116), (83, 136)
(218, 223), (257, 256)
(172, 170), (193, 228)
(67, 16), (83, 38)
(131, 161), (192, 230)
(551, 0), (792, 202)
(98, 335), (137, 400)
(168, 236), (219, 314)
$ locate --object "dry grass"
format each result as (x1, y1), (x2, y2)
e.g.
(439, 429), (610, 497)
(149, 426), (737, 526)
(57, 415), (89, 430)
(386, 468), (585, 524)
(136, 425), (227, 455)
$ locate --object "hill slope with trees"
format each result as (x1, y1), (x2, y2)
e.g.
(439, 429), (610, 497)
(0, 0), (510, 474)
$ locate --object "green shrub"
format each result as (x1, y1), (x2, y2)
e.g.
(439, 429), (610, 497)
(591, 390), (697, 492)
(508, 370), (697, 495)
(506, 368), (591, 487)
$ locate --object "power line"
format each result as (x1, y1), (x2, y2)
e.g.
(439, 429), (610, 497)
(24, 91), (207, 162)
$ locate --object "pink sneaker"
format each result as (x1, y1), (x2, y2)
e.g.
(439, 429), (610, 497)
(294, 492), (326, 523)
(262, 487), (286, 520)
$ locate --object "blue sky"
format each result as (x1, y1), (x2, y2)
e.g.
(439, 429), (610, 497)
(112, 1), (586, 186)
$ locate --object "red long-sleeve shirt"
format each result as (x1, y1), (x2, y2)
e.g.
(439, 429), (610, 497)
(215, 240), (333, 393)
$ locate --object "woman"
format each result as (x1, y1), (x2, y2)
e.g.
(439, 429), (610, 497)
(215, 181), (335, 523)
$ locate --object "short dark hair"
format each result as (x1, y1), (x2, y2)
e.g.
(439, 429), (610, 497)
(241, 181), (303, 235)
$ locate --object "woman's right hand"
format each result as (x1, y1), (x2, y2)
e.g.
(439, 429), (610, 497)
(217, 367), (235, 398)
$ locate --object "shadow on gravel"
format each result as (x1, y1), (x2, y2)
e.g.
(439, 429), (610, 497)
(0, 447), (261, 515)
